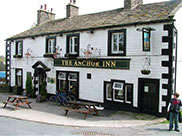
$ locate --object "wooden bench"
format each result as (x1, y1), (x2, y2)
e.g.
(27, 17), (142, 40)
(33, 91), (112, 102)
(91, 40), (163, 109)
(3, 95), (32, 110)
(64, 108), (91, 119)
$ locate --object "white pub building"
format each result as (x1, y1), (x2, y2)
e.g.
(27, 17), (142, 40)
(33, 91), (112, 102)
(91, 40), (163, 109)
(5, 0), (182, 116)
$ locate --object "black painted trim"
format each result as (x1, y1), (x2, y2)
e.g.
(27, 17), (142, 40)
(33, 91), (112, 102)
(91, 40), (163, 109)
(6, 41), (11, 85)
(45, 36), (56, 54)
(108, 29), (126, 56)
(66, 33), (80, 57)
(15, 40), (23, 58)
(161, 24), (174, 116)
(56, 71), (79, 99)
(32, 61), (50, 71)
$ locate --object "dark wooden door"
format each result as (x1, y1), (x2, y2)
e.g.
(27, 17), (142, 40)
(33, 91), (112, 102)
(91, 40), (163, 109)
(139, 78), (159, 115)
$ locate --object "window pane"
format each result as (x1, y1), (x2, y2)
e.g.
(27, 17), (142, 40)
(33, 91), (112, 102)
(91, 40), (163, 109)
(69, 81), (77, 91)
(113, 43), (117, 52)
(48, 39), (56, 54)
(69, 73), (77, 80)
(74, 45), (78, 53)
(119, 42), (124, 52)
(17, 76), (22, 87)
(112, 32), (125, 54)
(74, 37), (78, 45)
(58, 73), (66, 79)
(59, 80), (66, 90)
(113, 34), (117, 43)
(18, 42), (22, 55)
(125, 85), (133, 103)
(114, 89), (124, 101)
(106, 83), (112, 100)
(70, 38), (73, 53)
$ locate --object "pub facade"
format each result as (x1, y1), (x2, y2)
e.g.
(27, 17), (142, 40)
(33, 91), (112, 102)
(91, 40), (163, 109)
(6, 0), (182, 116)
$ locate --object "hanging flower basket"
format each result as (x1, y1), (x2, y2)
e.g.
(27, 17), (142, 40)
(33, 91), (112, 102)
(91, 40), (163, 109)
(141, 70), (151, 75)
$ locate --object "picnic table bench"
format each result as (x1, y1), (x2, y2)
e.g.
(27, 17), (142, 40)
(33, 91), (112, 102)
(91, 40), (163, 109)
(3, 95), (32, 110)
(64, 101), (104, 119)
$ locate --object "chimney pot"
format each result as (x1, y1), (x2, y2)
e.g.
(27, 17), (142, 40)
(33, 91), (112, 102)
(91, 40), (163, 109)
(37, 5), (55, 25)
(44, 4), (47, 10)
(124, 0), (143, 9)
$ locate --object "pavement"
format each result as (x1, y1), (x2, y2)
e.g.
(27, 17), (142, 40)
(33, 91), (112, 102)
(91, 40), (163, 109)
(0, 93), (165, 128)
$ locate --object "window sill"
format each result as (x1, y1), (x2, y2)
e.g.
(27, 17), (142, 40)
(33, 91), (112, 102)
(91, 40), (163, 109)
(65, 53), (78, 58)
(43, 54), (54, 58)
(13, 55), (22, 58)
(108, 53), (126, 56)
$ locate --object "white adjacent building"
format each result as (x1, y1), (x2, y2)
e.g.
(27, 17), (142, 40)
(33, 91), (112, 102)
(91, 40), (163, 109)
(5, 0), (182, 116)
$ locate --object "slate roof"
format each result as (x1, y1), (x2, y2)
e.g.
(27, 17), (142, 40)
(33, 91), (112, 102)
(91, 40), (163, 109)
(7, 0), (182, 40)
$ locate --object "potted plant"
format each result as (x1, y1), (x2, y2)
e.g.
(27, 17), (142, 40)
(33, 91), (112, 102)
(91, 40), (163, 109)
(26, 74), (34, 97)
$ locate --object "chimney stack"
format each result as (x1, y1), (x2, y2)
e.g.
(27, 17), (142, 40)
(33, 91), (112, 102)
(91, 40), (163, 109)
(124, 0), (143, 9)
(37, 4), (55, 25)
(66, 0), (79, 18)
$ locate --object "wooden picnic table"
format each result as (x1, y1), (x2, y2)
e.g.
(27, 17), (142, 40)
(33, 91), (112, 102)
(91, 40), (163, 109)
(3, 95), (32, 110)
(64, 101), (104, 119)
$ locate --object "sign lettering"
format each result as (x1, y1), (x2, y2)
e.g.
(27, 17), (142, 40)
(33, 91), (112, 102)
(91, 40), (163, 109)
(54, 58), (130, 69)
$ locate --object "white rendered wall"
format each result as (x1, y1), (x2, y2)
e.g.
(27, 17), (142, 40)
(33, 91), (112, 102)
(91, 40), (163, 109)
(10, 23), (169, 112)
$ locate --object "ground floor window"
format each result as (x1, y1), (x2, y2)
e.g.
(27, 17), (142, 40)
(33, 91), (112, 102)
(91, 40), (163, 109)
(105, 80), (133, 104)
(56, 71), (79, 98)
(15, 69), (23, 87)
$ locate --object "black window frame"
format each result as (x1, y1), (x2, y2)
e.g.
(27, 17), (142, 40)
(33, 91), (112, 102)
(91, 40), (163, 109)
(14, 40), (23, 58)
(143, 28), (151, 52)
(125, 83), (133, 104)
(108, 29), (126, 56)
(66, 33), (80, 57)
(104, 79), (133, 105)
(56, 71), (79, 99)
(15, 68), (23, 87)
(45, 36), (56, 55)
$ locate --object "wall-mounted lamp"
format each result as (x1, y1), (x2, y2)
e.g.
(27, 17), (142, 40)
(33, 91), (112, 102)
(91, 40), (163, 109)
(87, 30), (94, 34)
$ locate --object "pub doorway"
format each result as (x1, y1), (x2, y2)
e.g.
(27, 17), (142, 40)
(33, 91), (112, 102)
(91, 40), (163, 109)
(138, 78), (159, 115)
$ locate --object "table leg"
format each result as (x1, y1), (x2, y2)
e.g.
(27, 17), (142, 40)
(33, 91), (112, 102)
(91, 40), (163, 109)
(25, 99), (32, 109)
(15, 99), (19, 110)
(3, 97), (11, 108)
(65, 110), (69, 116)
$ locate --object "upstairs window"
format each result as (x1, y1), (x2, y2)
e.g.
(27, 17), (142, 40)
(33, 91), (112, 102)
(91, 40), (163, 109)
(46, 37), (56, 54)
(15, 41), (23, 57)
(108, 29), (126, 56)
(66, 34), (80, 57)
